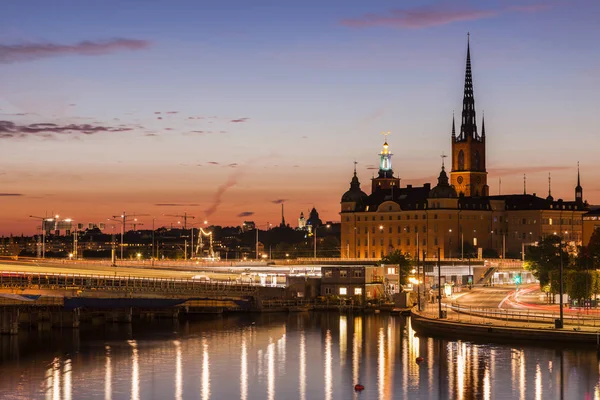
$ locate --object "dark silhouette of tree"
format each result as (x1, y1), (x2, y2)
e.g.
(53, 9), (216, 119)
(525, 235), (568, 291)
(380, 250), (412, 285)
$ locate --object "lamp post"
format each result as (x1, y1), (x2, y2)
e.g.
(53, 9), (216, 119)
(448, 229), (452, 259)
(437, 247), (443, 318)
(29, 215), (55, 259)
(416, 249), (421, 310)
(367, 229), (370, 259)
(152, 218), (156, 265)
(461, 231), (464, 260)
(313, 224), (331, 259)
(559, 231), (567, 328)
(107, 214), (127, 261)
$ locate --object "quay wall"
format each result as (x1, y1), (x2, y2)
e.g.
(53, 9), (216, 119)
(411, 309), (600, 345)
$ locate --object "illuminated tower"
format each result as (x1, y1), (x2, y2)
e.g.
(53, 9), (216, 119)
(372, 132), (400, 192)
(450, 35), (489, 197)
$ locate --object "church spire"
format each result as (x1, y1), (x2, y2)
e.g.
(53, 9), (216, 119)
(547, 173), (554, 201)
(458, 33), (479, 142)
(481, 112), (485, 138)
(576, 161), (583, 203)
(452, 113), (456, 138)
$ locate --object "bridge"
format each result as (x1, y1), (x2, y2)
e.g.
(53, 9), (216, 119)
(0, 270), (284, 335)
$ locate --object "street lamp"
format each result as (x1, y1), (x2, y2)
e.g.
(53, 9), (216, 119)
(313, 224), (331, 259)
(29, 215), (57, 259)
(448, 229), (453, 259)
(107, 215), (125, 260)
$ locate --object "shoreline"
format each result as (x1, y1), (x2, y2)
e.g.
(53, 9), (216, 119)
(411, 308), (600, 345)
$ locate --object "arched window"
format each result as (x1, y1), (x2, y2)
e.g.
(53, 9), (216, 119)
(458, 150), (465, 170)
(474, 150), (481, 171)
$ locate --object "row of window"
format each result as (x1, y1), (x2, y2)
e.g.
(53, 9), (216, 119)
(356, 238), (429, 247)
(323, 270), (362, 278)
(356, 215), (426, 222)
(541, 218), (580, 225)
(324, 287), (362, 295)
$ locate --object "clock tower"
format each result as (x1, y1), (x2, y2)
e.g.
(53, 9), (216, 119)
(450, 34), (488, 197)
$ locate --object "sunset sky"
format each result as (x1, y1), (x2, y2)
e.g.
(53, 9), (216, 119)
(1, 0), (599, 235)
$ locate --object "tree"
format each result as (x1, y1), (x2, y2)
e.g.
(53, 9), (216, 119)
(566, 270), (593, 303)
(461, 241), (477, 259)
(380, 250), (412, 285)
(482, 248), (499, 258)
(524, 235), (568, 291)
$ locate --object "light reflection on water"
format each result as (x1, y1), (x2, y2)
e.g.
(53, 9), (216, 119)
(2, 313), (600, 399)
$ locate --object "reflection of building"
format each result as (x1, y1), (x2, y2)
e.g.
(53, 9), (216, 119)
(320, 266), (385, 302)
(340, 38), (587, 260)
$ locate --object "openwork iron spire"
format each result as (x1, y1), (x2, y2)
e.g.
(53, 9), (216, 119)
(451, 113), (456, 138)
(458, 33), (480, 142)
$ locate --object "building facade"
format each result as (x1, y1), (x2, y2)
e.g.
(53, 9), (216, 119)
(340, 39), (587, 260)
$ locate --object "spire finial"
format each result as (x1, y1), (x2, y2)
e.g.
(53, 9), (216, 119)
(548, 173), (552, 197)
(441, 152), (447, 169)
(381, 131), (390, 144)
(577, 161), (581, 186)
(523, 174), (527, 195)
(353, 160), (357, 176)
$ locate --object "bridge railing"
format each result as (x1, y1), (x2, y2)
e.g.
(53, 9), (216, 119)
(0, 271), (261, 296)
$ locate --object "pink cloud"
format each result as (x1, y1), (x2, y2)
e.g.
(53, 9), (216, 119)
(0, 38), (151, 63)
(341, 7), (498, 29)
(509, 4), (550, 12)
(340, 4), (550, 29)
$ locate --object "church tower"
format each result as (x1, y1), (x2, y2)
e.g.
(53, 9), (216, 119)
(450, 35), (489, 197)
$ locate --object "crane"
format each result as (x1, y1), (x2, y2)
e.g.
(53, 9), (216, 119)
(163, 212), (195, 229)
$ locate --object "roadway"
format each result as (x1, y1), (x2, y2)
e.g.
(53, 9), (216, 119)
(448, 284), (544, 309)
(0, 258), (323, 284)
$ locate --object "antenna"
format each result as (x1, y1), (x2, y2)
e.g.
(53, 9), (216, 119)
(548, 173), (552, 198)
(523, 174), (527, 195)
(441, 152), (448, 169)
(499, 177), (501, 195)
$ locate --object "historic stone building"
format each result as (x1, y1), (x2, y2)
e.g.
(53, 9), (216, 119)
(340, 39), (587, 260)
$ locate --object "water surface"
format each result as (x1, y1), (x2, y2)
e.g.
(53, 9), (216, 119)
(1, 313), (599, 399)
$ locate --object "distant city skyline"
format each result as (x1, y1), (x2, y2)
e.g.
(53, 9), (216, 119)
(1, 0), (599, 235)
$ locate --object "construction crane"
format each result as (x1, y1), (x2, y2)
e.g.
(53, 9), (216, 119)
(163, 212), (195, 229)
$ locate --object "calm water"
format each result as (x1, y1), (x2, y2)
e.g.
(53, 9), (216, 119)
(1, 313), (599, 399)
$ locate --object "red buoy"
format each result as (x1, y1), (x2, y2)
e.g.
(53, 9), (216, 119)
(416, 356), (424, 363)
(354, 384), (365, 391)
